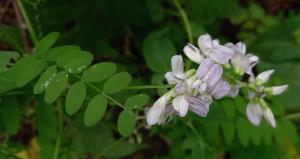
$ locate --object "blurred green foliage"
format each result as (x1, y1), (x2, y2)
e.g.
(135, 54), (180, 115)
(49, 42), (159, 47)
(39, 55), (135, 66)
(1, 0), (300, 158)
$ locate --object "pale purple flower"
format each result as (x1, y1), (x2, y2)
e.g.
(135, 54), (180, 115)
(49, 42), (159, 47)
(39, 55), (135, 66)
(183, 34), (233, 64)
(146, 95), (169, 125)
(255, 69), (274, 85)
(226, 42), (259, 76)
(193, 58), (223, 94)
(188, 95), (212, 117)
(246, 102), (263, 126)
(165, 55), (187, 84)
(207, 78), (231, 99)
(262, 106), (276, 128)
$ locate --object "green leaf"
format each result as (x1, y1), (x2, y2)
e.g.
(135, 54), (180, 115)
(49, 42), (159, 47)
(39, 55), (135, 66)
(222, 122), (235, 145)
(57, 50), (93, 74)
(16, 58), (48, 87)
(125, 93), (149, 110)
(220, 98), (236, 119)
(44, 45), (81, 61)
(103, 72), (132, 94)
(65, 81), (86, 115)
(236, 117), (251, 146)
(36, 98), (57, 159)
(84, 95), (107, 126)
(0, 97), (21, 135)
(234, 96), (247, 115)
(82, 62), (117, 82)
(0, 24), (23, 53)
(36, 98), (57, 140)
(260, 121), (272, 145)
(151, 73), (168, 96)
(117, 110), (136, 136)
(142, 31), (175, 73)
(204, 124), (220, 145)
(249, 124), (261, 146)
(33, 32), (60, 56)
(34, 65), (57, 94)
(0, 51), (19, 72)
(44, 71), (68, 103)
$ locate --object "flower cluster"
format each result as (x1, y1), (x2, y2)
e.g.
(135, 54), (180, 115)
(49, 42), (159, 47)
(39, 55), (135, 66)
(146, 34), (288, 128)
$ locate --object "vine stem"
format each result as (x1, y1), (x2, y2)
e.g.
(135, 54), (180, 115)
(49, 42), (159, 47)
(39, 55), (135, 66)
(172, 0), (193, 44)
(172, 0), (194, 69)
(53, 98), (63, 159)
(126, 84), (174, 90)
(73, 75), (126, 109)
(16, 0), (38, 45)
(286, 112), (300, 120)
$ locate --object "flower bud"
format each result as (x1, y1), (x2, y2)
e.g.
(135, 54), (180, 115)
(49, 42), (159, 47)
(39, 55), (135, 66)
(262, 107), (276, 128)
(256, 69), (274, 85)
(265, 85), (288, 95)
(246, 102), (262, 126)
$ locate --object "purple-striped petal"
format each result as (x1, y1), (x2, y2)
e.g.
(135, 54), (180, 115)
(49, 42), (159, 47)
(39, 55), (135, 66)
(196, 58), (214, 79)
(164, 103), (177, 116)
(188, 96), (210, 117)
(204, 64), (223, 87)
(208, 79), (230, 99)
(175, 82), (187, 95)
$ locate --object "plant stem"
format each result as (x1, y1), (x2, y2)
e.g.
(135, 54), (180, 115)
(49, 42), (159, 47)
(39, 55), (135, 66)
(286, 112), (300, 120)
(16, 0), (38, 45)
(126, 84), (174, 90)
(95, 136), (127, 159)
(172, 0), (193, 44)
(74, 75), (126, 109)
(53, 98), (63, 159)
(187, 121), (204, 158)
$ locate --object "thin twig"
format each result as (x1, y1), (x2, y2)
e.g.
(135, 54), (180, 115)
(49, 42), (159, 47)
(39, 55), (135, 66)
(53, 98), (63, 159)
(12, 0), (31, 52)
(0, 0), (12, 22)
(16, 0), (38, 45)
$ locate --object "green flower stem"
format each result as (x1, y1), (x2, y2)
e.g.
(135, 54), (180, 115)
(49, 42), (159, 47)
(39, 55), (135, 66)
(172, 0), (193, 44)
(172, 0), (194, 69)
(54, 98), (63, 159)
(286, 112), (300, 120)
(16, 0), (38, 45)
(126, 84), (174, 90)
(74, 75), (126, 109)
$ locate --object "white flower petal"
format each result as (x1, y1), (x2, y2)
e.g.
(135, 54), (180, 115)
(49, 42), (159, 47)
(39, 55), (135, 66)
(262, 107), (276, 128)
(236, 42), (246, 55)
(146, 95), (168, 125)
(265, 85), (288, 95)
(198, 34), (212, 53)
(256, 69), (274, 85)
(165, 72), (181, 84)
(171, 55), (186, 79)
(246, 102), (262, 126)
(183, 44), (204, 64)
(172, 94), (189, 117)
